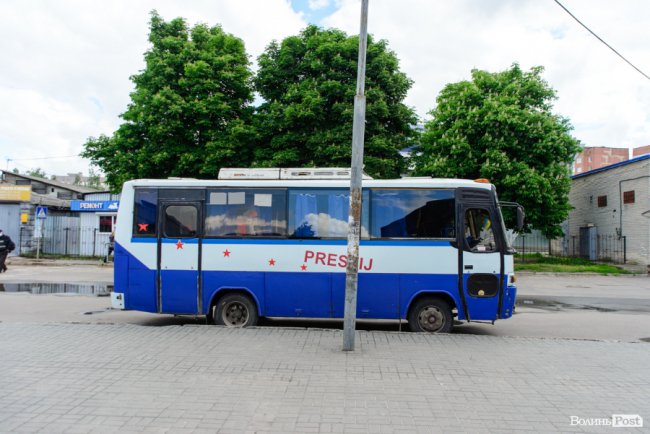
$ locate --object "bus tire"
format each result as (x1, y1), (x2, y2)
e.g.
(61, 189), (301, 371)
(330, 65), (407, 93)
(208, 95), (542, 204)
(214, 293), (258, 328)
(408, 297), (453, 333)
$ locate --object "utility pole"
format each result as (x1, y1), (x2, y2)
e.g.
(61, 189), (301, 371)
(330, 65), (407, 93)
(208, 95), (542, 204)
(343, 0), (369, 352)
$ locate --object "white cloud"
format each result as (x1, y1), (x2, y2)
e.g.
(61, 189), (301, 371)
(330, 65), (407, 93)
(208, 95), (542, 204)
(309, 0), (331, 11)
(0, 0), (305, 176)
(324, 0), (650, 150)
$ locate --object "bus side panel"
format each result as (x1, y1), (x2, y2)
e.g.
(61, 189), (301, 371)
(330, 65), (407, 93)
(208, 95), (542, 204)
(202, 271), (265, 315)
(160, 270), (198, 314)
(265, 272), (331, 318)
(462, 274), (499, 321)
(399, 274), (460, 319)
(330, 273), (399, 319)
(120, 246), (157, 313)
(501, 283), (516, 319)
(113, 242), (129, 296)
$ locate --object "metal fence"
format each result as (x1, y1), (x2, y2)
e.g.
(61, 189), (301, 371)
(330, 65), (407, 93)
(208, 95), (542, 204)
(513, 231), (627, 264)
(20, 220), (113, 258)
(18, 219), (627, 264)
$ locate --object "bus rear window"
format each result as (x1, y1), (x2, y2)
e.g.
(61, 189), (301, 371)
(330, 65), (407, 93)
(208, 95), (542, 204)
(370, 189), (455, 239)
(133, 189), (158, 236)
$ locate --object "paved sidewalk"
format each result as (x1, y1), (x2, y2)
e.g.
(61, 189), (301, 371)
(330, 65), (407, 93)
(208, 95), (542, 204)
(0, 324), (647, 433)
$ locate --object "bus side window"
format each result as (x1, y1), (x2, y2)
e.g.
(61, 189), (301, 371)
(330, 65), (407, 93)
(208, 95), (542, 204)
(288, 189), (369, 239)
(370, 189), (455, 239)
(205, 189), (287, 237)
(133, 189), (158, 236)
(164, 205), (198, 238)
(464, 209), (496, 252)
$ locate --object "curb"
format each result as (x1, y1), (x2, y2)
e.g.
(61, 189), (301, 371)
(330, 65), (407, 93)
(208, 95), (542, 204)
(516, 271), (647, 277)
(6, 258), (113, 267)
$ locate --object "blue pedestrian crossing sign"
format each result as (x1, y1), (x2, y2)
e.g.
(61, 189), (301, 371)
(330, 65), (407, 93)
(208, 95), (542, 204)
(36, 206), (48, 219)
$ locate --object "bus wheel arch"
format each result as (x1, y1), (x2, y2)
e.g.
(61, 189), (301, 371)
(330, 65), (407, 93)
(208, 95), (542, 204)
(407, 293), (455, 333)
(209, 289), (259, 328)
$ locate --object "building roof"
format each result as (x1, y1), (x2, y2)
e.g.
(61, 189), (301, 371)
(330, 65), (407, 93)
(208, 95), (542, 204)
(30, 191), (71, 208)
(572, 154), (650, 180)
(0, 170), (99, 193)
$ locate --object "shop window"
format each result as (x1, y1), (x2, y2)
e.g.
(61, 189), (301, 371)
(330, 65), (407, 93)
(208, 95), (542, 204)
(597, 196), (607, 207)
(99, 216), (113, 233)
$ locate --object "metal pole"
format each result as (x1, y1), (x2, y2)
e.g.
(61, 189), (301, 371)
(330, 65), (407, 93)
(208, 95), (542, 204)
(36, 219), (41, 260)
(93, 228), (97, 257)
(343, 0), (369, 352)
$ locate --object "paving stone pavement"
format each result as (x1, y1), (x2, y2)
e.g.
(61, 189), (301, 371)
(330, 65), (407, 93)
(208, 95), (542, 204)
(0, 323), (647, 433)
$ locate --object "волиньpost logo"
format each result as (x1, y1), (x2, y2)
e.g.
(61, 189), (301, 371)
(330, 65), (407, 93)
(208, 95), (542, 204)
(570, 415), (643, 428)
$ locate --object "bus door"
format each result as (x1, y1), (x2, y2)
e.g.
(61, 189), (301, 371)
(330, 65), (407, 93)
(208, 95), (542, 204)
(459, 205), (503, 321)
(158, 200), (202, 314)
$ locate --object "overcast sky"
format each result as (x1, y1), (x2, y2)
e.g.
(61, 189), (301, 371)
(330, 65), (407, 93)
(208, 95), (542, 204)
(1, 0), (649, 177)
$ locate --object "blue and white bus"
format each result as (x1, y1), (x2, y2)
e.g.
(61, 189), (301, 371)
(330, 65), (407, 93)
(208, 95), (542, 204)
(111, 168), (522, 333)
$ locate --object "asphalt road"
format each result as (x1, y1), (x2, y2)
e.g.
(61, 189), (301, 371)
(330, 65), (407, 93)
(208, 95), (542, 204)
(1, 265), (649, 342)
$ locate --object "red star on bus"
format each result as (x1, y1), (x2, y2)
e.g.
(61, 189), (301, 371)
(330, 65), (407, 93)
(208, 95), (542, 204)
(268, 259), (276, 266)
(176, 240), (183, 250)
(223, 249), (231, 257)
(138, 223), (148, 232)
(300, 264), (307, 271)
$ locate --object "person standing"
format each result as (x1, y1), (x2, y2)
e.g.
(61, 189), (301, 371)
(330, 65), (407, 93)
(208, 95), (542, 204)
(0, 229), (16, 273)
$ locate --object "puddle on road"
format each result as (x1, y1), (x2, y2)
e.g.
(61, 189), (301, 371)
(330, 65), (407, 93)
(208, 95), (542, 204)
(0, 282), (111, 296)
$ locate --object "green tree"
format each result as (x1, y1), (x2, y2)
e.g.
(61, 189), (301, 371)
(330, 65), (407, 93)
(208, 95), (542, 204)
(413, 64), (580, 237)
(254, 25), (418, 178)
(26, 168), (47, 178)
(87, 167), (102, 189)
(82, 12), (256, 189)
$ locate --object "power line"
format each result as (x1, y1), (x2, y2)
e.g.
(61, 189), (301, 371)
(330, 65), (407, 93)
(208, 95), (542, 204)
(10, 154), (80, 161)
(553, 0), (650, 82)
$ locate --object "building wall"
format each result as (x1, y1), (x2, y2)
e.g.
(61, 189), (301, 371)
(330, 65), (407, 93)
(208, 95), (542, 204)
(569, 159), (650, 264)
(573, 147), (629, 175)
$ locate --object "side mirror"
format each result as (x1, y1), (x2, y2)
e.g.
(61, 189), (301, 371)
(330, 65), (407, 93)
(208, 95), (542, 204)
(516, 206), (525, 231)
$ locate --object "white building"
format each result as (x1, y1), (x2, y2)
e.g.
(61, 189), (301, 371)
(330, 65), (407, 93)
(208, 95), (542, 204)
(568, 155), (650, 264)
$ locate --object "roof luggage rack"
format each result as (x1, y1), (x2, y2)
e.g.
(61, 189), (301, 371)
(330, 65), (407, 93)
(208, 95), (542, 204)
(218, 168), (373, 180)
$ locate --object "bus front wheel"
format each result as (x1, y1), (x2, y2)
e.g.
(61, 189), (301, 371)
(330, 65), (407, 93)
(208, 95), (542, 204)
(408, 298), (453, 333)
(214, 293), (258, 328)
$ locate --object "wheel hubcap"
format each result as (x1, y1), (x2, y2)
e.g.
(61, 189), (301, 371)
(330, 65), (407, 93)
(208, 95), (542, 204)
(222, 302), (249, 327)
(418, 306), (445, 332)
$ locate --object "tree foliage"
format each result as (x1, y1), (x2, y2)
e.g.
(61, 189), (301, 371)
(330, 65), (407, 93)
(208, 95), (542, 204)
(26, 168), (47, 179)
(82, 12), (255, 189)
(413, 64), (580, 237)
(253, 25), (418, 178)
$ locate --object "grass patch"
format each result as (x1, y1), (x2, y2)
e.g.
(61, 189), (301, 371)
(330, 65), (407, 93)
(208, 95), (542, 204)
(515, 253), (629, 274)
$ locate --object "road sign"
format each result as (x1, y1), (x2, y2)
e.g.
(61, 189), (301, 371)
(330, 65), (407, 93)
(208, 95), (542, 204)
(36, 206), (48, 219)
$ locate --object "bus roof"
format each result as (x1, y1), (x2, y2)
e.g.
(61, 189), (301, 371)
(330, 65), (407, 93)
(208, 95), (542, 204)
(123, 177), (494, 190)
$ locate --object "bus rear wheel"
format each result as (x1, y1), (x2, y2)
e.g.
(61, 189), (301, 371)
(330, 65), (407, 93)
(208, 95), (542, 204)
(408, 298), (453, 333)
(214, 293), (258, 328)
